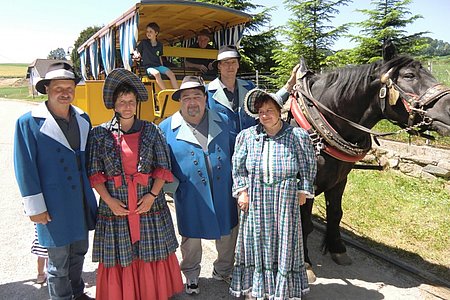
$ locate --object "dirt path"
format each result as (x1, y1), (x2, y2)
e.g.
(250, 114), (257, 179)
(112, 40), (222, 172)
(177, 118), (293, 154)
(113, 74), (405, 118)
(0, 99), (448, 299)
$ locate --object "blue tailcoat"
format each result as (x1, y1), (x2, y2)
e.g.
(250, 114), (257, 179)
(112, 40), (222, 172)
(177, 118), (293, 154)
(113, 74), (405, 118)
(159, 110), (237, 239)
(14, 103), (97, 247)
(206, 78), (256, 134)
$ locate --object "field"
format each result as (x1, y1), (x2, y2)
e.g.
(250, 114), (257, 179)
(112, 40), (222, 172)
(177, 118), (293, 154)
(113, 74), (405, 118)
(0, 63), (28, 78)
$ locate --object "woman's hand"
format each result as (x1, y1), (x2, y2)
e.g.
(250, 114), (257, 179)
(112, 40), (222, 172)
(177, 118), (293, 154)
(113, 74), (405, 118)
(237, 190), (249, 212)
(136, 193), (156, 214)
(298, 191), (307, 206)
(104, 197), (129, 216)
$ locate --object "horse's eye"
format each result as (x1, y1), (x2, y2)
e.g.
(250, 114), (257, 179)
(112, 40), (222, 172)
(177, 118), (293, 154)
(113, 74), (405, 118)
(403, 73), (415, 79)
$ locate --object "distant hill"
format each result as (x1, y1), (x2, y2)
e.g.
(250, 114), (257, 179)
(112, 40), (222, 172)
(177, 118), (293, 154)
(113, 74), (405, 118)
(0, 63), (28, 78)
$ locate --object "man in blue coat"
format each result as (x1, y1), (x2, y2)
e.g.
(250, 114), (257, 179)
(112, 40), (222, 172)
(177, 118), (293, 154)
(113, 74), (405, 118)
(159, 76), (236, 295)
(207, 45), (298, 135)
(14, 62), (97, 300)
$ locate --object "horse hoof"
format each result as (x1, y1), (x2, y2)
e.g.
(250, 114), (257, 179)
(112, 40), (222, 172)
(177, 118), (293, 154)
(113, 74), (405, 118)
(305, 263), (317, 283)
(331, 252), (352, 265)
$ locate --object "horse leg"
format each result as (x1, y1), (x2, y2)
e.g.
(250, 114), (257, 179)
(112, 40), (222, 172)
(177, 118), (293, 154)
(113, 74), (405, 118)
(300, 197), (317, 282)
(324, 178), (352, 265)
(300, 197), (314, 264)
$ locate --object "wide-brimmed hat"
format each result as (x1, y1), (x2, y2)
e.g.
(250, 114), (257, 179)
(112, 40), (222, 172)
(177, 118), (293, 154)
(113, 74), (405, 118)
(35, 62), (80, 94)
(103, 68), (148, 109)
(244, 88), (283, 119)
(212, 45), (241, 69)
(172, 76), (206, 101)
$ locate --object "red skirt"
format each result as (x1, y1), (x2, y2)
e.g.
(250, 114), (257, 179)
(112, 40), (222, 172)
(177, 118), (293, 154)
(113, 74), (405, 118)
(96, 253), (184, 300)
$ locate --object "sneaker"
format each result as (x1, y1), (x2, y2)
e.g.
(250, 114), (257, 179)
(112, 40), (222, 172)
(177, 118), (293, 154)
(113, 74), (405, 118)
(185, 278), (200, 295)
(212, 268), (232, 284)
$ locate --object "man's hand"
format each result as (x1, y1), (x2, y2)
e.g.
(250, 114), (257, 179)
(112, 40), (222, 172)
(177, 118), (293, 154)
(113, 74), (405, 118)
(30, 212), (51, 224)
(199, 64), (208, 73)
(285, 64), (300, 92)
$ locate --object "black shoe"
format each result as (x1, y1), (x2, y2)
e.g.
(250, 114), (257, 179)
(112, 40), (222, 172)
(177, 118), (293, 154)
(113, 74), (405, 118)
(185, 278), (200, 295)
(73, 293), (95, 300)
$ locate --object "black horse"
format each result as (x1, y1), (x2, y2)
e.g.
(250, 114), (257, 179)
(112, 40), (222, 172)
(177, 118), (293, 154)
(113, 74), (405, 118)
(291, 46), (450, 269)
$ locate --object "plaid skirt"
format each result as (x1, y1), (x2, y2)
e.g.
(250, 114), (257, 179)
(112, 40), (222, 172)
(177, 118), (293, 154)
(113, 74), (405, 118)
(92, 195), (178, 268)
(230, 178), (309, 299)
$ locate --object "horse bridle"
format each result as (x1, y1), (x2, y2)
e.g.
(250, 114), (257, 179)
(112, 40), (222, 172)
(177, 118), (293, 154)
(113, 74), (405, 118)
(379, 68), (450, 128)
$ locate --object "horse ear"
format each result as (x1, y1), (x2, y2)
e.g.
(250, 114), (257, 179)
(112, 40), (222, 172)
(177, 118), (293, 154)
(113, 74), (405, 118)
(383, 40), (396, 62)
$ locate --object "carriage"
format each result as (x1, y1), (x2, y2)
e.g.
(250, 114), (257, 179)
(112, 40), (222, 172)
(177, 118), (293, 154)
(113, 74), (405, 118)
(73, 0), (251, 125)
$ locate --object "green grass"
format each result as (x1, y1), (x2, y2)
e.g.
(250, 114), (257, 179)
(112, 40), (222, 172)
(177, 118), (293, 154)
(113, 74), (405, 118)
(0, 63), (28, 77)
(0, 86), (46, 101)
(427, 56), (450, 86)
(313, 169), (450, 279)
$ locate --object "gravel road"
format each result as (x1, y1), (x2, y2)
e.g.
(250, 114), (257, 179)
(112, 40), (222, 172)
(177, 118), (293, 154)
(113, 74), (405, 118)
(0, 99), (448, 300)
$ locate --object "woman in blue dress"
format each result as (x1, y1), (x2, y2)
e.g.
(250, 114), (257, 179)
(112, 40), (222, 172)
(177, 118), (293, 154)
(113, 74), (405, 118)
(230, 89), (317, 299)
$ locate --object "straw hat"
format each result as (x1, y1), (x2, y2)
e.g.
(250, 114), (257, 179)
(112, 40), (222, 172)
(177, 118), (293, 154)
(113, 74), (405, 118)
(35, 62), (80, 94)
(212, 45), (241, 69)
(172, 76), (206, 101)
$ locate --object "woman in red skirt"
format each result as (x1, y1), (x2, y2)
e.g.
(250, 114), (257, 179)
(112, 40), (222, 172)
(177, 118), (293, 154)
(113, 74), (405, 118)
(87, 68), (183, 299)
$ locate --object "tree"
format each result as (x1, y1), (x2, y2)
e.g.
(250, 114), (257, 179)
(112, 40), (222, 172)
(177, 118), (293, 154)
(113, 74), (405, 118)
(197, 0), (279, 73)
(71, 26), (102, 75)
(271, 0), (351, 86)
(417, 37), (450, 57)
(47, 48), (67, 60)
(349, 0), (428, 63)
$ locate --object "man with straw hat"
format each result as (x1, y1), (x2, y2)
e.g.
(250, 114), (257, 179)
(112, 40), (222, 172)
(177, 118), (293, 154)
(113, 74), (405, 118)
(14, 62), (97, 300)
(159, 75), (237, 295)
(207, 45), (298, 135)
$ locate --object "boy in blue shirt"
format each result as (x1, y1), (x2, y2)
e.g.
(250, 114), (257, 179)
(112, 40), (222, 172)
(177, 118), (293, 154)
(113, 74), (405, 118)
(133, 22), (179, 90)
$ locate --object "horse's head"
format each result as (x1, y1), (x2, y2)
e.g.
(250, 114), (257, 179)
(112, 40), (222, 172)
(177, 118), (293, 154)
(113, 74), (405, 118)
(378, 50), (450, 136)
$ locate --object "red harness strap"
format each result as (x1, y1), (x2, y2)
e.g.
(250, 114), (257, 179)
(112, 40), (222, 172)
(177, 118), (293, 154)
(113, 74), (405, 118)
(290, 96), (366, 163)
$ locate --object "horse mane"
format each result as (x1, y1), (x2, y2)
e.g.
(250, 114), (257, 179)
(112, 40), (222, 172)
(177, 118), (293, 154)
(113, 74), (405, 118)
(312, 55), (418, 102)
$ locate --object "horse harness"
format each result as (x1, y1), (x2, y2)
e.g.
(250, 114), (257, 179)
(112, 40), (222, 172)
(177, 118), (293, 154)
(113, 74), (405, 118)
(291, 78), (370, 163)
(379, 68), (450, 128)
(291, 67), (450, 163)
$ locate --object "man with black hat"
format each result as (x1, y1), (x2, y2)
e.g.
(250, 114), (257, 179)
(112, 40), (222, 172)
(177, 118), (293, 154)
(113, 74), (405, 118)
(159, 76), (237, 295)
(207, 45), (298, 134)
(14, 62), (97, 300)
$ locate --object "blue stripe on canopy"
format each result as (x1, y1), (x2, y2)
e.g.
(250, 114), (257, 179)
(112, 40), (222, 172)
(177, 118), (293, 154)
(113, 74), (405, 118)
(89, 40), (99, 80)
(80, 50), (88, 81)
(100, 28), (116, 75)
(119, 13), (138, 70)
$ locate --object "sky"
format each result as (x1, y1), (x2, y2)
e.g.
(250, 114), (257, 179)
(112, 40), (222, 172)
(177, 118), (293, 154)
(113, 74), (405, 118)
(1, 0), (449, 64)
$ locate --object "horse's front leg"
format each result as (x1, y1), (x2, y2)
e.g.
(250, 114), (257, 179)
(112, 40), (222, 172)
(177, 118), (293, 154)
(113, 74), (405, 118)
(300, 197), (314, 265)
(324, 178), (352, 265)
